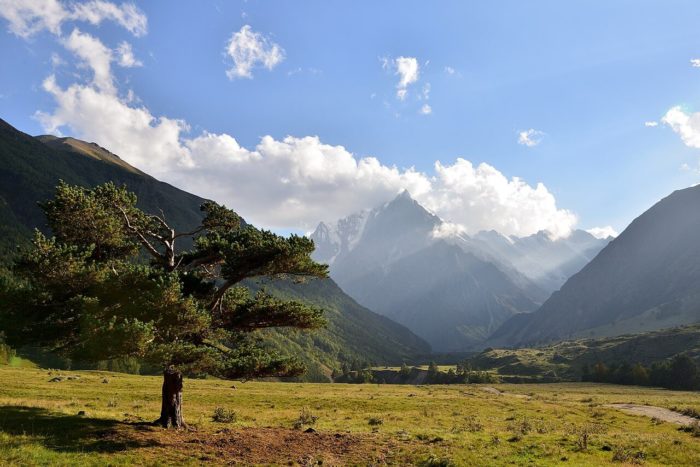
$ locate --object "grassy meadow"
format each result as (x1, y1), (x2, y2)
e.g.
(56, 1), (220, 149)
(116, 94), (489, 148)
(0, 366), (699, 465)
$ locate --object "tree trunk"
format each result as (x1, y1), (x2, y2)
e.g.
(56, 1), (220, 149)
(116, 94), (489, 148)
(155, 367), (185, 428)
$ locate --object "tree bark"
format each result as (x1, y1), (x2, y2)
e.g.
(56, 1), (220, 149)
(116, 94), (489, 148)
(155, 367), (186, 428)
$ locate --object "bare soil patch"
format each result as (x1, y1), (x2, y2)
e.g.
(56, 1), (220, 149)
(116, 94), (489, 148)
(480, 386), (531, 399)
(605, 404), (698, 426)
(480, 386), (503, 395)
(104, 424), (399, 465)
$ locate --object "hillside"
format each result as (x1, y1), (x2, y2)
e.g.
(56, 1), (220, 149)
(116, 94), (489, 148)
(471, 325), (700, 382)
(255, 278), (431, 380)
(349, 241), (539, 351)
(491, 185), (700, 346)
(310, 192), (608, 351)
(311, 192), (543, 351)
(0, 119), (207, 257)
(0, 118), (429, 380)
(468, 229), (610, 294)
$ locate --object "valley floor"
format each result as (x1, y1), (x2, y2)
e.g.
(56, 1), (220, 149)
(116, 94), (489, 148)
(0, 366), (699, 466)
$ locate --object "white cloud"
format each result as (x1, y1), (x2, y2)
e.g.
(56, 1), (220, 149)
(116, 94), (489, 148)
(680, 162), (700, 174)
(644, 121), (658, 127)
(691, 59), (700, 68)
(421, 83), (430, 100)
(662, 106), (700, 148)
(0, 0), (66, 36)
(386, 56), (419, 100)
(36, 70), (576, 236)
(62, 28), (115, 93)
(116, 41), (141, 67)
(36, 75), (194, 172)
(586, 226), (618, 239)
(224, 25), (284, 79)
(419, 104), (432, 115)
(50, 51), (65, 67)
(444, 66), (455, 75)
(422, 159), (576, 239)
(15, 5), (577, 238)
(518, 128), (545, 147)
(0, 0), (146, 38)
(71, 1), (146, 37)
(396, 57), (418, 88)
(432, 222), (466, 239)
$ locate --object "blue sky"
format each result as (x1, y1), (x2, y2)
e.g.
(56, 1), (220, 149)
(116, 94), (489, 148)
(3, 0), (700, 237)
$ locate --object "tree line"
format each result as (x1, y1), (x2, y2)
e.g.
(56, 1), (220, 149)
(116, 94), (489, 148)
(580, 354), (700, 391)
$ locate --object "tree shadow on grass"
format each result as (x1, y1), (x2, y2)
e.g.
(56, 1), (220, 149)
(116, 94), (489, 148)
(0, 405), (160, 453)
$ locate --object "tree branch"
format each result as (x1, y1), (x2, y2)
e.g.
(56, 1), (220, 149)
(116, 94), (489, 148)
(209, 279), (236, 311)
(116, 205), (164, 261)
(173, 226), (205, 239)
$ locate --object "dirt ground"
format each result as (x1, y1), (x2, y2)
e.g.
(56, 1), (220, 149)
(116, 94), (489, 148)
(605, 404), (699, 426)
(101, 424), (406, 465)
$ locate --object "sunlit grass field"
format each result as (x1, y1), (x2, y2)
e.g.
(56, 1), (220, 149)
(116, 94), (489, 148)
(0, 365), (699, 466)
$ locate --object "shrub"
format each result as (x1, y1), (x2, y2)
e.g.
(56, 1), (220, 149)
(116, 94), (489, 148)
(612, 446), (645, 464)
(368, 417), (383, 426)
(508, 417), (532, 436)
(293, 407), (318, 429)
(672, 407), (700, 420)
(679, 421), (700, 437)
(212, 407), (237, 423)
(568, 423), (606, 451)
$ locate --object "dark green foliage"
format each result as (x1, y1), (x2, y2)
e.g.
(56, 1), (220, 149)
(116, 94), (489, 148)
(424, 361), (497, 384)
(582, 354), (700, 391)
(0, 119), (429, 379)
(211, 407), (237, 423)
(0, 182), (328, 380)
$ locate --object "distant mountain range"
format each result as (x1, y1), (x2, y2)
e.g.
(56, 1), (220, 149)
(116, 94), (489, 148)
(310, 192), (610, 351)
(5, 114), (699, 365)
(0, 118), (429, 380)
(490, 183), (700, 346)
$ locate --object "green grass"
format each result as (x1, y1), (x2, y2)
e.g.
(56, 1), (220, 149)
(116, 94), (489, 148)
(0, 366), (699, 465)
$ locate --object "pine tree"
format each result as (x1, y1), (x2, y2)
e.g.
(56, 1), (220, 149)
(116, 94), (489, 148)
(0, 182), (328, 428)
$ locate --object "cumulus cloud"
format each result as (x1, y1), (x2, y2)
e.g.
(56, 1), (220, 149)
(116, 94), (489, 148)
(116, 40), (141, 67)
(0, 0), (146, 38)
(691, 59), (700, 68)
(36, 75), (194, 172)
(422, 159), (576, 239)
(63, 28), (115, 93)
(518, 128), (545, 147)
(419, 104), (432, 115)
(662, 106), (700, 148)
(35, 68), (576, 236)
(9, 4), (578, 238)
(444, 66), (455, 75)
(224, 25), (284, 79)
(586, 226), (618, 239)
(644, 121), (658, 127)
